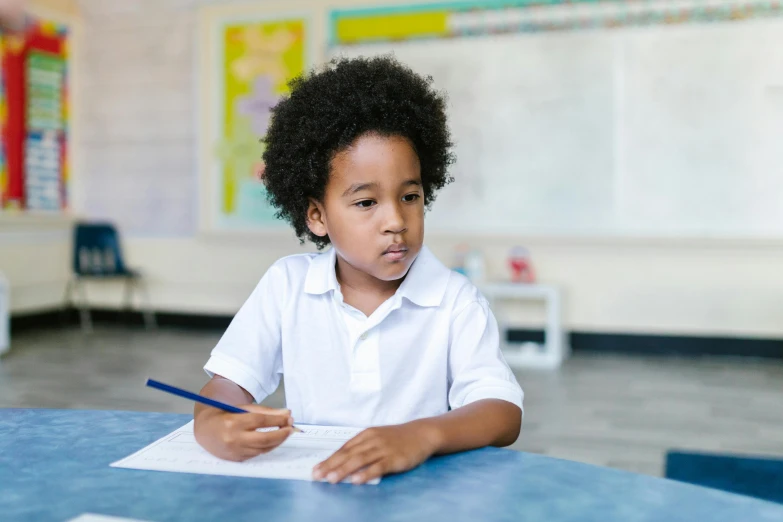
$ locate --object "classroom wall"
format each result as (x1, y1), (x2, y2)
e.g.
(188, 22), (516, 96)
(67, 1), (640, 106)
(32, 0), (79, 16)
(0, 216), (71, 313)
(0, 0), (79, 314)
(50, 0), (783, 339)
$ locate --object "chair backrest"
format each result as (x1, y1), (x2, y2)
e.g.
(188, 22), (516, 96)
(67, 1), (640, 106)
(665, 450), (783, 504)
(73, 222), (127, 276)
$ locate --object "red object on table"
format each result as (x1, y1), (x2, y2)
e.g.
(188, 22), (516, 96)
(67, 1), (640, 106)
(509, 247), (535, 283)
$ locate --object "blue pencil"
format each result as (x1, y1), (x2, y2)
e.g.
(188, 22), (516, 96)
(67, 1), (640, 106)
(146, 378), (248, 413)
(146, 378), (302, 431)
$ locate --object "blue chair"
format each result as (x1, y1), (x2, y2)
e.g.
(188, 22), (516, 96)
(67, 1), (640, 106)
(666, 450), (783, 504)
(64, 222), (156, 332)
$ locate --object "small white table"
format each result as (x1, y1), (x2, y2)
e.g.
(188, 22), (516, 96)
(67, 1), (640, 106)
(480, 282), (568, 369)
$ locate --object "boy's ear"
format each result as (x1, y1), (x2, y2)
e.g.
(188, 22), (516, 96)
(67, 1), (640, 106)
(306, 198), (328, 238)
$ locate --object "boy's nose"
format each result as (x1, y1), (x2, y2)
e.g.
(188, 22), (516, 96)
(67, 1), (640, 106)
(383, 204), (407, 234)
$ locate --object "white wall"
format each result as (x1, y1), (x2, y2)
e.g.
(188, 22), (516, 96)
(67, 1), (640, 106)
(86, 233), (783, 338)
(29, 0), (79, 16)
(14, 0), (783, 340)
(0, 216), (72, 313)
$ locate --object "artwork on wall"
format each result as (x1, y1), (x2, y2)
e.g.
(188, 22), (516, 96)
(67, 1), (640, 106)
(330, 0), (783, 45)
(1, 19), (69, 212)
(204, 13), (309, 230)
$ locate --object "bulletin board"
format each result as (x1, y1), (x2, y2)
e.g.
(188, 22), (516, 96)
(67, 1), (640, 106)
(0, 19), (69, 212)
(329, 0), (783, 239)
(199, 7), (313, 231)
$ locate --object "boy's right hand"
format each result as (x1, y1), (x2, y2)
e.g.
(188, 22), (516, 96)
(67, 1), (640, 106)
(194, 405), (294, 462)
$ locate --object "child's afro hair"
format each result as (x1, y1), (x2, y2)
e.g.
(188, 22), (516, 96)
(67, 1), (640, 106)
(262, 55), (455, 249)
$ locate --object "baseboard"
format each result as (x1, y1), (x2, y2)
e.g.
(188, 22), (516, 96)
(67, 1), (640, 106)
(10, 308), (233, 332)
(9, 308), (74, 331)
(508, 328), (783, 359)
(10, 310), (783, 359)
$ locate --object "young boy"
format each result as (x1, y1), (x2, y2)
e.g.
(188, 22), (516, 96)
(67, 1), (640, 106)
(194, 56), (523, 485)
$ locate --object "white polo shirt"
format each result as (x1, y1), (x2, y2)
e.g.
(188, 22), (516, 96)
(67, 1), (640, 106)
(204, 246), (523, 428)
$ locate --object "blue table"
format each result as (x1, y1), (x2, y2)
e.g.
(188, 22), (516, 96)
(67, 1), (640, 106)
(2, 409), (782, 522)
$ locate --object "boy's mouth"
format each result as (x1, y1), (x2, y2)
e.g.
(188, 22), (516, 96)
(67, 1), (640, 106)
(382, 244), (408, 261)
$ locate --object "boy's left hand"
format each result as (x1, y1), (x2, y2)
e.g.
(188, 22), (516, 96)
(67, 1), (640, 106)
(312, 422), (440, 485)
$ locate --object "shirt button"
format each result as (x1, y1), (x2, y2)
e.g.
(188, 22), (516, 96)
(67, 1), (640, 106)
(360, 332), (368, 341)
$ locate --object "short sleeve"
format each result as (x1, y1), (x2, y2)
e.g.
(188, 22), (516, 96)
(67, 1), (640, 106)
(448, 299), (524, 412)
(203, 263), (286, 403)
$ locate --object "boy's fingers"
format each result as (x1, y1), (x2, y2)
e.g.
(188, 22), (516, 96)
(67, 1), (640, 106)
(351, 461), (386, 485)
(315, 429), (371, 463)
(313, 446), (358, 477)
(339, 429), (372, 451)
(324, 448), (384, 484)
(313, 441), (377, 480)
(241, 427), (293, 449)
(237, 411), (291, 430)
(242, 405), (291, 415)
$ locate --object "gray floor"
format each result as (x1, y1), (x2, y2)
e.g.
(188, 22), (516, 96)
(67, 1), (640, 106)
(2, 326), (782, 477)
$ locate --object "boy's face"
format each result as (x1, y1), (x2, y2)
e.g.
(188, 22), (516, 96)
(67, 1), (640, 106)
(307, 133), (425, 283)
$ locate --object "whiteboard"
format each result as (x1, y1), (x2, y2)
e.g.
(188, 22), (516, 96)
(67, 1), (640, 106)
(332, 19), (783, 238)
(616, 21), (783, 237)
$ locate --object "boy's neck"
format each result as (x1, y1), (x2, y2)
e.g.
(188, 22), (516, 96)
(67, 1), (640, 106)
(335, 255), (403, 317)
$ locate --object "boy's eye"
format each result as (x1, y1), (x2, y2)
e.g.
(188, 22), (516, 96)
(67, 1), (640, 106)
(402, 193), (421, 202)
(355, 200), (376, 208)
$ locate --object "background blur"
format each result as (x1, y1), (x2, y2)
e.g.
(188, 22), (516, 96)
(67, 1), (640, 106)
(1, 0), (782, 482)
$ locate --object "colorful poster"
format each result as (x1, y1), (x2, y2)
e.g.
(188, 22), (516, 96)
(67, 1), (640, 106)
(330, 0), (783, 45)
(0, 39), (5, 205)
(25, 52), (65, 210)
(216, 17), (307, 229)
(0, 19), (68, 211)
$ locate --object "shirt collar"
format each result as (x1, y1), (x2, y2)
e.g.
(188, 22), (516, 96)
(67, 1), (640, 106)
(303, 246), (339, 295)
(303, 245), (451, 308)
(396, 246), (451, 307)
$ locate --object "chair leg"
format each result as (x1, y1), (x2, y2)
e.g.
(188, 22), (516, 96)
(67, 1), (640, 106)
(62, 277), (74, 326)
(137, 278), (157, 330)
(123, 277), (134, 324)
(74, 278), (93, 334)
(63, 277), (73, 305)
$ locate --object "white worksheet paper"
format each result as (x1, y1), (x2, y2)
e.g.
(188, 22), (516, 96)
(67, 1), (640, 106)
(110, 421), (380, 485)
